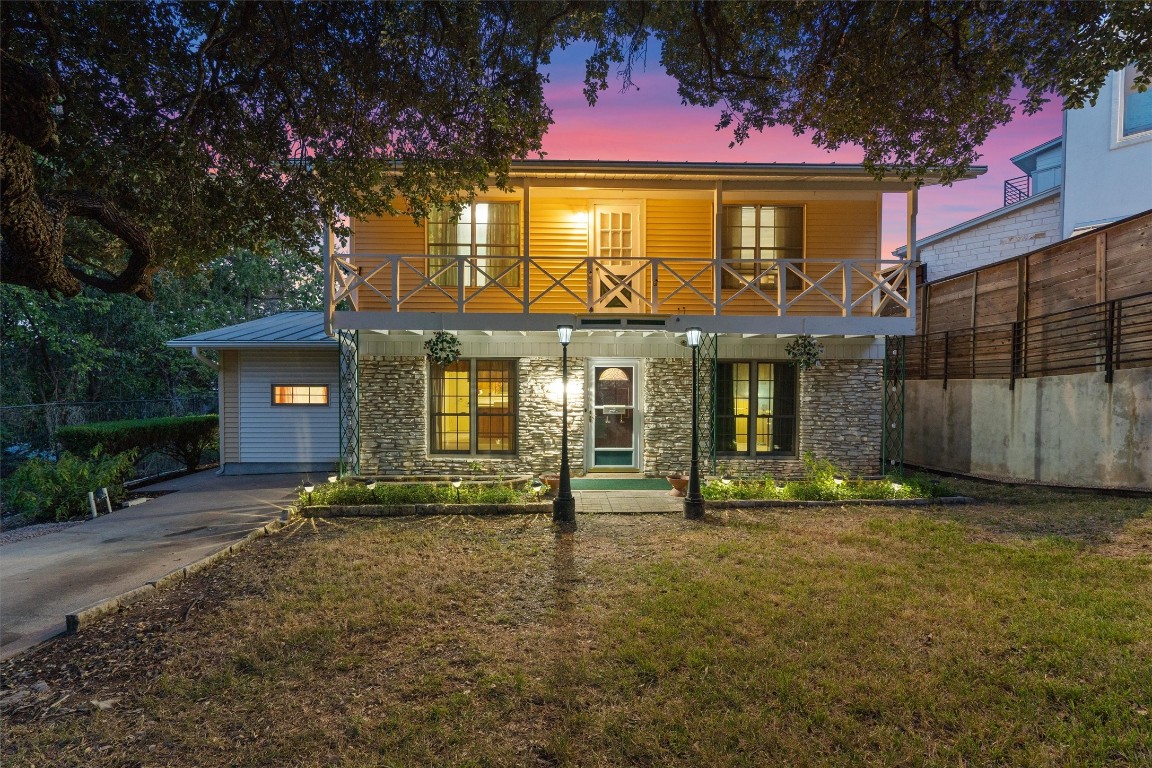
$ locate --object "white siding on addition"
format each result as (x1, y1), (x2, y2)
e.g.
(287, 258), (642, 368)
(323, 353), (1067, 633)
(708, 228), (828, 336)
(238, 350), (339, 464)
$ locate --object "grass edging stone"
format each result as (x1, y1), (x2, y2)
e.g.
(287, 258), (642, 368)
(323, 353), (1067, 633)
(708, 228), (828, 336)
(64, 519), (284, 635)
(301, 501), (553, 518)
(705, 496), (974, 510)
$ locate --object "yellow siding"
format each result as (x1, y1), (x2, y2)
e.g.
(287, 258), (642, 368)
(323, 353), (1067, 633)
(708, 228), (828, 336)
(526, 197), (590, 314)
(648, 199), (714, 315)
(352, 207), (425, 254)
(350, 194), (880, 318)
(220, 350), (240, 463)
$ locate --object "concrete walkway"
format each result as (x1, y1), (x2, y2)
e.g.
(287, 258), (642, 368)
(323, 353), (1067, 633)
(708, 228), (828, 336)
(0, 471), (301, 661)
(572, 490), (683, 514)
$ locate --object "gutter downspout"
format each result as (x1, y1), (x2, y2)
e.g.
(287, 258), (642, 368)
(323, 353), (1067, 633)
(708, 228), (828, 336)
(190, 346), (219, 371)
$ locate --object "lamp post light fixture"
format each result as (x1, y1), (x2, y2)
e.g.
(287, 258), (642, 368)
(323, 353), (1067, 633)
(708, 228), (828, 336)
(684, 327), (705, 520)
(303, 482), (315, 506)
(553, 324), (576, 525)
(451, 476), (462, 504)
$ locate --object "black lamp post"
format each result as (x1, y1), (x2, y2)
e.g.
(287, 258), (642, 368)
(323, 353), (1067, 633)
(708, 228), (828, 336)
(684, 327), (705, 520)
(553, 324), (576, 524)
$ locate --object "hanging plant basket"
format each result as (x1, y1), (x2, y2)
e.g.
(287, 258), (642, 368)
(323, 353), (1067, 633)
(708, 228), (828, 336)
(785, 334), (825, 371)
(425, 331), (461, 367)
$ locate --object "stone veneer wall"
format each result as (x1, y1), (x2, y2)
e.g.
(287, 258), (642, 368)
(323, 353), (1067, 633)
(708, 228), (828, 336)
(360, 355), (880, 479)
(643, 357), (883, 479)
(642, 357), (695, 476)
(797, 360), (883, 477)
(358, 355), (584, 476)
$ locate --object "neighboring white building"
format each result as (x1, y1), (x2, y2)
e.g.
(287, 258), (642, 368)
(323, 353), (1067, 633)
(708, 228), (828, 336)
(897, 65), (1152, 281)
(1062, 67), (1152, 238)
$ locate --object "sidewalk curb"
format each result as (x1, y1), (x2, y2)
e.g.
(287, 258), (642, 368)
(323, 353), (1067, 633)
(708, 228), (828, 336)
(65, 519), (285, 634)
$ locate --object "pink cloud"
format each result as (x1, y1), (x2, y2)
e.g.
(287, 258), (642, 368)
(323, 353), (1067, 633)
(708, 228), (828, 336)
(540, 46), (1064, 257)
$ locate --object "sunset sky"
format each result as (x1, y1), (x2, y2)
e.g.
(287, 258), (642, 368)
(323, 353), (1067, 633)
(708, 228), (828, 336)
(538, 44), (1064, 257)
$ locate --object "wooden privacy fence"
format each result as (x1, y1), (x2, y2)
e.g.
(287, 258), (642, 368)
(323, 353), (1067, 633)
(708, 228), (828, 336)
(907, 291), (1152, 386)
(909, 210), (1151, 384)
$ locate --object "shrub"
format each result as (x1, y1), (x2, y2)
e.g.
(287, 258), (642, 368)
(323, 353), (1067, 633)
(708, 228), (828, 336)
(1, 448), (135, 522)
(703, 454), (954, 503)
(56, 415), (218, 472)
(300, 480), (536, 507)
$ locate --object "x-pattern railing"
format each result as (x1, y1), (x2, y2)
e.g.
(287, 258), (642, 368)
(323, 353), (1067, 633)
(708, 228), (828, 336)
(329, 254), (914, 317)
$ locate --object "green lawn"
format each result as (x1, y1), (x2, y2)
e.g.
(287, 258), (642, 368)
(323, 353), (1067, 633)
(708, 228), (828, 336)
(3, 486), (1150, 767)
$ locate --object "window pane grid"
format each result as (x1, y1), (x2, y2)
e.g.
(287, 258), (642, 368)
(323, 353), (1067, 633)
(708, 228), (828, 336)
(721, 205), (804, 290)
(272, 385), (329, 405)
(715, 361), (797, 456)
(428, 203), (520, 288)
(431, 359), (516, 455)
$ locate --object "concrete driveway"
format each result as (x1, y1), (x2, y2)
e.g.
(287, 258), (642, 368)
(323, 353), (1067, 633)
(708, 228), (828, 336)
(0, 471), (302, 661)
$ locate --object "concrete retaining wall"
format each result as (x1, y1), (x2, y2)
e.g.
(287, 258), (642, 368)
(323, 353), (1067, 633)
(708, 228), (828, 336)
(906, 368), (1152, 489)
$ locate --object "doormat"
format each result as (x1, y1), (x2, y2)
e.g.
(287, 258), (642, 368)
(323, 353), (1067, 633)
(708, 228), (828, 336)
(570, 478), (672, 490)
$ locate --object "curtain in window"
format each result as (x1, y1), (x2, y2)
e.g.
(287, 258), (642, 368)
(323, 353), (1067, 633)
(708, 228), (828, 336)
(427, 203), (520, 288)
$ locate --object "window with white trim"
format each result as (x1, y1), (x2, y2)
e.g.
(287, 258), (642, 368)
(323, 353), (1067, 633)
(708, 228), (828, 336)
(1122, 66), (1152, 137)
(430, 359), (516, 454)
(722, 205), (805, 290)
(428, 202), (520, 288)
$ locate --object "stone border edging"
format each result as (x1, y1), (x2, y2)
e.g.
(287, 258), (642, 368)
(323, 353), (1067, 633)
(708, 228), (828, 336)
(705, 496), (974, 509)
(64, 519), (285, 634)
(300, 502), (553, 518)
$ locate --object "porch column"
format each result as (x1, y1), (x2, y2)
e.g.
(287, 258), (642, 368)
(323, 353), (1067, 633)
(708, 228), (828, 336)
(713, 181), (723, 311)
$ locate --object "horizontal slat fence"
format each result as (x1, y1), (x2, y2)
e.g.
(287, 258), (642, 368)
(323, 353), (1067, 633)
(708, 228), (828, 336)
(907, 292), (1152, 384)
(909, 210), (1151, 383)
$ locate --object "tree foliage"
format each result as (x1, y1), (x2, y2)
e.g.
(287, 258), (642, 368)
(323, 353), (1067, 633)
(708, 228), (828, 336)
(1, 0), (567, 297)
(0, 246), (322, 406)
(2, 1), (1149, 300)
(581, 1), (1151, 182)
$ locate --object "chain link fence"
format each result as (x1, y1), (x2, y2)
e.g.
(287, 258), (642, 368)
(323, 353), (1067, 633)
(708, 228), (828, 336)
(1, 394), (218, 481)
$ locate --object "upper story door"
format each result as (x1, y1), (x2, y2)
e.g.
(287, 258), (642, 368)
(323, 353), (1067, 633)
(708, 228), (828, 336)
(591, 203), (645, 312)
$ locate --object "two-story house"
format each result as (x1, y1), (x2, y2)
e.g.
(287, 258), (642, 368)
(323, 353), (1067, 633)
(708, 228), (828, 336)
(170, 160), (980, 480)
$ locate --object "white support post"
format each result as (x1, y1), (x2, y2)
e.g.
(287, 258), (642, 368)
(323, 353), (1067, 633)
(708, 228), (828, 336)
(713, 182), (723, 314)
(322, 220), (335, 336)
(522, 177), (531, 314)
(907, 186), (919, 320)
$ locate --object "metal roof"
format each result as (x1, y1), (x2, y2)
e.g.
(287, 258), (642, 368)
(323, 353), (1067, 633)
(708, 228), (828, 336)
(502, 159), (985, 187)
(166, 311), (335, 349)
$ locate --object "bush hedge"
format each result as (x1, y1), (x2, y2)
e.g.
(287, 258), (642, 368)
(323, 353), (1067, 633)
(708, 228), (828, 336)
(56, 414), (218, 472)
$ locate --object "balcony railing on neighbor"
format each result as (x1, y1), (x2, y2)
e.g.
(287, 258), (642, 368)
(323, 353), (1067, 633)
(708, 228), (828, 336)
(329, 255), (916, 318)
(906, 292), (1152, 386)
(1003, 175), (1031, 207)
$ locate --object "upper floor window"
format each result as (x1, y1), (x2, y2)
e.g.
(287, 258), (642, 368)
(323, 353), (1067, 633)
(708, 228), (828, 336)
(715, 361), (798, 456)
(428, 202), (520, 288)
(722, 205), (804, 290)
(1122, 66), (1152, 137)
(430, 359), (516, 455)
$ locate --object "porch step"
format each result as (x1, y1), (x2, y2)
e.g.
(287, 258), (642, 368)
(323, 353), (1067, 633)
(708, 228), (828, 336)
(570, 478), (672, 491)
(581, 472), (649, 480)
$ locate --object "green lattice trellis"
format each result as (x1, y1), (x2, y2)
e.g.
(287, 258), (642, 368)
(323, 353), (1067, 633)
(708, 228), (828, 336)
(337, 329), (360, 477)
(882, 335), (905, 475)
(700, 332), (719, 474)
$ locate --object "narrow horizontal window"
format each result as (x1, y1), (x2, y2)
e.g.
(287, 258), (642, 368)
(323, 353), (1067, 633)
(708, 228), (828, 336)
(272, 385), (329, 405)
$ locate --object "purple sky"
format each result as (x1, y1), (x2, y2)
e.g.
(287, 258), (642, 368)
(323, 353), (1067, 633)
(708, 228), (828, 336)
(538, 45), (1063, 257)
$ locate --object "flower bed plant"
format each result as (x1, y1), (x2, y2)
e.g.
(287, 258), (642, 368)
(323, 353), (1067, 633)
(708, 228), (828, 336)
(703, 453), (952, 503)
(299, 479), (539, 508)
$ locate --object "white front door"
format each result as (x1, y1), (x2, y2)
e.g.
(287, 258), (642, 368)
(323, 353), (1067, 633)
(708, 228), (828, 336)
(591, 203), (645, 312)
(586, 360), (642, 470)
